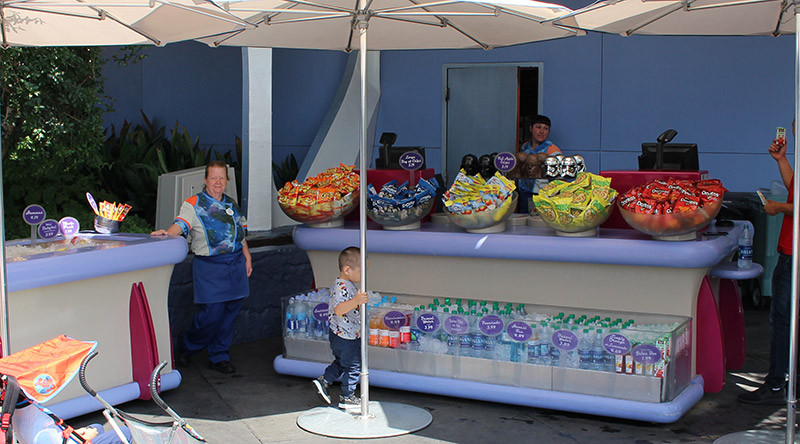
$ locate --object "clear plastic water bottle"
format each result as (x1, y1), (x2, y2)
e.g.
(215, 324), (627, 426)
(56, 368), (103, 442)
(527, 326), (540, 364)
(738, 225), (753, 269)
(578, 328), (593, 370)
(295, 297), (310, 338)
(471, 312), (486, 359)
(591, 329), (606, 371)
(285, 297), (297, 337)
(539, 322), (552, 366)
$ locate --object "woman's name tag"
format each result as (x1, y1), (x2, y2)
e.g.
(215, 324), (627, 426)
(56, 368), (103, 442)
(225, 208), (234, 216)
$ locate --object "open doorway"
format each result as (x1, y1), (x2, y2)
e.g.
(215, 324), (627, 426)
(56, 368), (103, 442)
(443, 62), (543, 184)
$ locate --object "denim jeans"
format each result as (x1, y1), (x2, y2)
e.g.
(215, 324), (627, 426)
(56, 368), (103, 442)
(766, 253), (792, 388)
(323, 331), (361, 398)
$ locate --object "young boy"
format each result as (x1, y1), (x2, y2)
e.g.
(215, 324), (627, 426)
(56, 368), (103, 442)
(313, 246), (369, 409)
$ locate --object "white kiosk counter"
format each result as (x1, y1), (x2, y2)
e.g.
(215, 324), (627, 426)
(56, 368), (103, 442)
(284, 220), (750, 422)
(5, 232), (188, 419)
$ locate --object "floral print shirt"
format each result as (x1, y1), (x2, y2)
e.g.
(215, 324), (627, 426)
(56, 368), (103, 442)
(174, 191), (247, 256)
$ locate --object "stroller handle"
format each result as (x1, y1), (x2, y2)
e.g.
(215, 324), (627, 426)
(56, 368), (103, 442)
(79, 351), (99, 397)
(149, 362), (208, 442)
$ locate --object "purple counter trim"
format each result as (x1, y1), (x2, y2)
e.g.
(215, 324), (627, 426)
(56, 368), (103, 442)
(710, 261), (764, 280)
(47, 369), (182, 420)
(273, 356), (703, 423)
(294, 220), (752, 269)
(7, 233), (188, 292)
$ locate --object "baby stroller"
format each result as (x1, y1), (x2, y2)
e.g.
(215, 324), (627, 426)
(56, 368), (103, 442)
(0, 335), (105, 444)
(79, 352), (206, 444)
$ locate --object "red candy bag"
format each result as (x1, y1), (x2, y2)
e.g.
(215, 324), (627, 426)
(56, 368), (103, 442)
(634, 198), (657, 214)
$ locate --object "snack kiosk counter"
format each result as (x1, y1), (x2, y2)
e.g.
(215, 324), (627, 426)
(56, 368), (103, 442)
(283, 220), (749, 422)
(5, 232), (188, 419)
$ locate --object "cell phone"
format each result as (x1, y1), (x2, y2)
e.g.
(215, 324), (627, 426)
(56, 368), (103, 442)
(757, 190), (768, 206)
(777, 127), (787, 141)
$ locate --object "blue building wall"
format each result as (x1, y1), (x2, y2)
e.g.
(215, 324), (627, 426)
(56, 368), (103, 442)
(102, 32), (795, 192)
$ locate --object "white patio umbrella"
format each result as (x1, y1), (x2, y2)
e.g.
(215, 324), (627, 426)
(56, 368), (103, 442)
(0, 0), (251, 47)
(556, 1), (799, 443)
(197, 0), (581, 434)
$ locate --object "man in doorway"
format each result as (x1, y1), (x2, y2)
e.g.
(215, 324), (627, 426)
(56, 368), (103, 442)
(518, 114), (561, 213)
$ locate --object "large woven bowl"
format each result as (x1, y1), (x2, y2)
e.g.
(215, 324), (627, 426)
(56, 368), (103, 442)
(367, 198), (435, 230)
(618, 197), (723, 240)
(278, 190), (358, 227)
(443, 192), (518, 233)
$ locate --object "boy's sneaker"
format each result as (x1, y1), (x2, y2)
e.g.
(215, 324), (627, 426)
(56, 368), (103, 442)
(313, 377), (331, 404)
(338, 394), (361, 410)
(738, 384), (786, 405)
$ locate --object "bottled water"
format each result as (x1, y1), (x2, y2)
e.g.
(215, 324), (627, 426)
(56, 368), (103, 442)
(484, 334), (497, 360)
(295, 297), (310, 338)
(578, 329), (592, 370)
(471, 312), (486, 359)
(538, 322), (552, 366)
(527, 326), (541, 364)
(286, 297), (297, 337)
(738, 225), (753, 269)
(591, 329), (608, 371)
(564, 327), (580, 368)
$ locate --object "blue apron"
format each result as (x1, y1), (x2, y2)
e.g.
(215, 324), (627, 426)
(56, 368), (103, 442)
(192, 251), (249, 304)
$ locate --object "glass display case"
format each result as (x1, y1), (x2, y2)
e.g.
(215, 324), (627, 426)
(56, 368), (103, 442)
(282, 291), (691, 404)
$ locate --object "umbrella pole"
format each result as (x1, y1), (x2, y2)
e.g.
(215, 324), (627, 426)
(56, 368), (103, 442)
(0, 142), (8, 358)
(787, 7), (800, 443)
(358, 7), (370, 419)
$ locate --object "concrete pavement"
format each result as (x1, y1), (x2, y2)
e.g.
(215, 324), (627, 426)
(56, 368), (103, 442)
(71, 307), (794, 444)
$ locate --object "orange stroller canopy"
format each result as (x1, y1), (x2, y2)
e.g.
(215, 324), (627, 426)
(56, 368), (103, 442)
(0, 335), (97, 403)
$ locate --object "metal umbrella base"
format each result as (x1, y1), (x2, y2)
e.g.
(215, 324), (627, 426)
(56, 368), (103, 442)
(297, 401), (432, 439)
(714, 430), (796, 443)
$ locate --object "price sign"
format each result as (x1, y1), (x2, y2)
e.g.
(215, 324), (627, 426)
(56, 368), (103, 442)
(38, 220), (60, 240)
(416, 313), (440, 333)
(443, 315), (469, 335)
(632, 344), (662, 364)
(399, 151), (424, 171)
(383, 310), (407, 330)
(23, 205), (46, 226)
(552, 329), (578, 351)
(494, 152), (517, 173)
(313, 303), (329, 322)
(603, 333), (631, 355)
(507, 321), (532, 342)
(58, 217), (80, 239)
(478, 315), (504, 336)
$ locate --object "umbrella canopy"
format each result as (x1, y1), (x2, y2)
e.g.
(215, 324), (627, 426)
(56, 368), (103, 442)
(0, 0), (250, 47)
(556, 0), (794, 36)
(199, 0), (581, 50)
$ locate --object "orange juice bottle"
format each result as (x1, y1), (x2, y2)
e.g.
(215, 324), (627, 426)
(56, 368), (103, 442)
(369, 311), (380, 346)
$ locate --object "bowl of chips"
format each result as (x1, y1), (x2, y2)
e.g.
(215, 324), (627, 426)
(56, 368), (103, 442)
(444, 192), (518, 233)
(617, 178), (726, 241)
(278, 190), (359, 227)
(366, 177), (439, 230)
(442, 170), (518, 233)
(277, 164), (360, 228)
(532, 172), (617, 237)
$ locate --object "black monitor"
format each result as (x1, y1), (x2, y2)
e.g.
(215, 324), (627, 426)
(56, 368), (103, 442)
(376, 146), (426, 169)
(638, 143), (699, 171)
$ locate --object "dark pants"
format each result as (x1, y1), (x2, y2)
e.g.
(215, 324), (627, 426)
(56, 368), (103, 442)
(183, 298), (245, 363)
(323, 331), (361, 398)
(766, 253), (792, 388)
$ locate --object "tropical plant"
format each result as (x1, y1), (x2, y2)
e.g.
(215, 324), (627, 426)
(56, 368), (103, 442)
(273, 153), (299, 189)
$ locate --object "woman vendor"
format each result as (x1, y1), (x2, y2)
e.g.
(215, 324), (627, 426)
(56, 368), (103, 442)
(151, 161), (253, 374)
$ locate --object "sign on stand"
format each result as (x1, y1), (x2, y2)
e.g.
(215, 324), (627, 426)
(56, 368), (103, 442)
(58, 217), (80, 241)
(37, 220), (60, 240)
(494, 152), (517, 174)
(23, 204), (46, 243)
(399, 151), (424, 187)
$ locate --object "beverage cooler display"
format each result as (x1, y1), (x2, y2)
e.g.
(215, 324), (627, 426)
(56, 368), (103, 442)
(282, 291), (692, 404)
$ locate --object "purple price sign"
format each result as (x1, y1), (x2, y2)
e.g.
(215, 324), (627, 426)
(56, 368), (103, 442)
(479, 315), (504, 336)
(632, 344), (662, 364)
(603, 333), (631, 355)
(399, 152), (424, 171)
(23, 205), (46, 225)
(416, 313), (440, 333)
(58, 217), (80, 238)
(507, 321), (532, 342)
(494, 152), (517, 172)
(313, 303), (329, 322)
(552, 329), (578, 351)
(443, 315), (469, 335)
(37, 219), (60, 240)
(383, 310), (407, 330)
